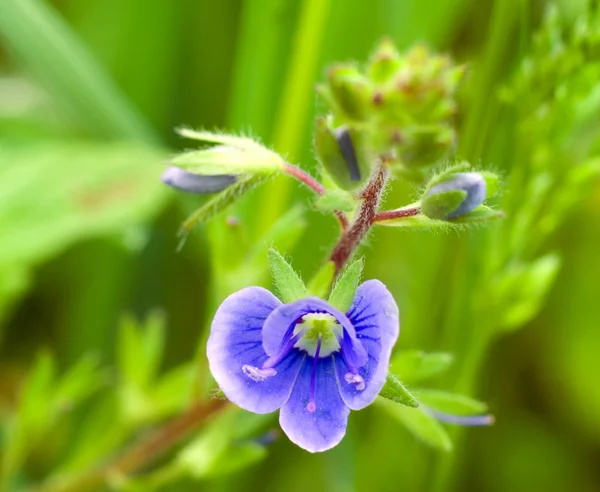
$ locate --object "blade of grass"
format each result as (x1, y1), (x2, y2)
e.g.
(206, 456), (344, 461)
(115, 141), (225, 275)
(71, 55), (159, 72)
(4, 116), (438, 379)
(0, 0), (158, 143)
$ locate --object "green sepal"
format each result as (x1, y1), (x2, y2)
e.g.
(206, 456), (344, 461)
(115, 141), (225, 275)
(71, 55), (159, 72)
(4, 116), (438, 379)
(315, 189), (356, 212)
(171, 146), (281, 176)
(451, 205), (504, 223)
(390, 350), (454, 384)
(307, 261), (336, 298)
(479, 171), (500, 198)
(367, 37), (401, 83)
(416, 389), (488, 415)
(326, 63), (371, 121)
(421, 189), (467, 219)
(379, 373), (419, 408)
(181, 175), (266, 232)
(314, 117), (369, 190)
(426, 161), (472, 188)
(328, 257), (364, 312)
(267, 249), (309, 303)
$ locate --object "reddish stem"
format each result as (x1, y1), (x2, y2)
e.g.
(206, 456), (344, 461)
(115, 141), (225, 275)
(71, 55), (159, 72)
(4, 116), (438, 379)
(373, 207), (420, 222)
(282, 163), (349, 230)
(329, 165), (389, 274)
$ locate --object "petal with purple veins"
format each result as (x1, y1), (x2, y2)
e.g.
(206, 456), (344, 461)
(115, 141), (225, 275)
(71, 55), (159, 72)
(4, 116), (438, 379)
(335, 280), (399, 410)
(279, 356), (350, 453)
(207, 287), (304, 414)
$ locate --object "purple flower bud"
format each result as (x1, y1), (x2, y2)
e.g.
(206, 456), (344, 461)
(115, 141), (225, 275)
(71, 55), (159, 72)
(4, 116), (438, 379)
(161, 166), (236, 194)
(426, 172), (486, 219)
(334, 126), (361, 182)
(207, 280), (399, 453)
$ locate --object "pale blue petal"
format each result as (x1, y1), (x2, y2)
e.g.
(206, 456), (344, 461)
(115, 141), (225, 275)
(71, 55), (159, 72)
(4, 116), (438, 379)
(207, 287), (303, 414)
(335, 280), (399, 410)
(279, 356), (350, 453)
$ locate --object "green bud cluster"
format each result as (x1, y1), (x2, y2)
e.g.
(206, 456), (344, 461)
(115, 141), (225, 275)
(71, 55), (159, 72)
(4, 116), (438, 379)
(315, 39), (466, 189)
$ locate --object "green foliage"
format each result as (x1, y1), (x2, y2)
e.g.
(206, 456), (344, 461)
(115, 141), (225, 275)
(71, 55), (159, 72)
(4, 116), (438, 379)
(267, 249), (309, 303)
(390, 350), (454, 384)
(328, 257), (364, 312)
(377, 398), (453, 452)
(307, 261), (336, 298)
(2, 1), (600, 491)
(314, 189), (357, 212)
(379, 373), (419, 407)
(172, 129), (284, 176)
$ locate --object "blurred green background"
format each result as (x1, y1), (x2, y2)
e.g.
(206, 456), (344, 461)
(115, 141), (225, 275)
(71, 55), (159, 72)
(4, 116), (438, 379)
(1, 0), (600, 491)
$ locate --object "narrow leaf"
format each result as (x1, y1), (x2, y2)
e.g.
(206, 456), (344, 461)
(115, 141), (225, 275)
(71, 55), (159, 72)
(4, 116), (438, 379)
(267, 249), (309, 303)
(181, 175), (266, 232)
(379, 373), (419, 408)
(416, 389), (488, 415)
(377, 398), (453, 452)
(328, 257), (364, 312)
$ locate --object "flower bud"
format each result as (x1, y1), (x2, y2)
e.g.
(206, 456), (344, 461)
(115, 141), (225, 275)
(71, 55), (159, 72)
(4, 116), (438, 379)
(161, 166), (236, 194)
(326, 64), (371, 121)
(368, 38), (402, 83)
(421, 172), (486, 219)
(314, 118), (368, 190)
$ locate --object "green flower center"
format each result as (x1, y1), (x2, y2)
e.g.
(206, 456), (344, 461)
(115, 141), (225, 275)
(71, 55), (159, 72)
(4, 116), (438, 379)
(293, 313), (342, 357)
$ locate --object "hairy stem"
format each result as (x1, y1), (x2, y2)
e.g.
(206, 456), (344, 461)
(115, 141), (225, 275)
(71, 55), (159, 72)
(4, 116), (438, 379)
(373, 207), (421, 222)
(37, 399), (228, 492)
(330, 164), (389, 274)
(282, 162), (349, 230)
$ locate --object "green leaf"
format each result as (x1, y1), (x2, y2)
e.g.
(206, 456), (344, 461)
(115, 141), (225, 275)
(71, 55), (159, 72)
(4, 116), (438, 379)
(315, 189), (356, 212)
(328, 257), (364, 312)
(377, 398), (453, 452)
(495, 254), (561, 331)
(390, 350), (454, 384)
(267, 249), (309, 303)
(307, 261), (336, 298)
(117, 312), (165, 389)
(379, 373), (419, 408)
(416, 389), (488, 415)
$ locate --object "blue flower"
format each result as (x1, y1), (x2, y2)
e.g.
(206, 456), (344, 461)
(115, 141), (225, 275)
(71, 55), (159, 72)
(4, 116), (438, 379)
(207, 280), (399, 452)
(426, 172), (487, 219)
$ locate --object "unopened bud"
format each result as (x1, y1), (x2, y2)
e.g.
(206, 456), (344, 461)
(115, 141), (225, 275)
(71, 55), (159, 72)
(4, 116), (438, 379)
(422, 172), (486, 219)
(314, 118), (368, 190)
(162, 166), (237, 194)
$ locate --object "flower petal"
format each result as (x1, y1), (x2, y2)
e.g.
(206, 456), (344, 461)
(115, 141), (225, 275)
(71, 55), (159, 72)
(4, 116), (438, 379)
(262, 297), (367, 367)
(279, 356), (350, 452)
(207, 287), (304, 414)
(335, 280), (399, 410)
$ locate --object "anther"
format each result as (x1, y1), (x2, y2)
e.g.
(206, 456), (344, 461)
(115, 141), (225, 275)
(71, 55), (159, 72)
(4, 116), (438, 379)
(344, 372), (366, 391)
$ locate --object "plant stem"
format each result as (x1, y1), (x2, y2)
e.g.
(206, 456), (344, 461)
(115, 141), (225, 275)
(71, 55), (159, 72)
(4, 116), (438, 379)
(37, 399), (228, 492)
(373, 207), (421, 222)
(329, 164), (389, 274)
(282, 163), (349, 230)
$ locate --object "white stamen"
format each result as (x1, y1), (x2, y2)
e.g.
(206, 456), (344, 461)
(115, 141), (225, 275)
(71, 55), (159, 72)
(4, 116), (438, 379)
(344, 372), (366, 391)
(242, 365), (277, 382)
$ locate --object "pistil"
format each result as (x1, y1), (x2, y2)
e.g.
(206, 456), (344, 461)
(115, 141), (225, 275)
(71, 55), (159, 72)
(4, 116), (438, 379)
(306, 336), (322, 413)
